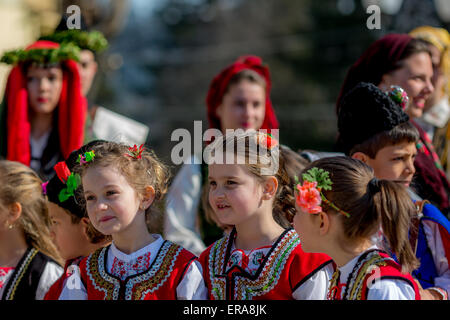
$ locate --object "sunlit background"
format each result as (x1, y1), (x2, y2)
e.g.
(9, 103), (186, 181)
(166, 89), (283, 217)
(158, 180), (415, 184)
(1, 0), (449, 172)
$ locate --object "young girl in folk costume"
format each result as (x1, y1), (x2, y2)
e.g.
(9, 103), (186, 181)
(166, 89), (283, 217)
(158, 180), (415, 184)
(59, 141), (207, 300)
(0, 160), (63, 300)
(199, 131), (333, 300)
(43, 140), (112, 300)
(292, 156), (421, 300)
(0, 40), (87, 180)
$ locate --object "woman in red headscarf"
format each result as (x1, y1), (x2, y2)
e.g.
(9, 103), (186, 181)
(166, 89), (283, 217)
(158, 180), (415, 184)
(0, 40), (87, 180)
(164, 56), (307, 256)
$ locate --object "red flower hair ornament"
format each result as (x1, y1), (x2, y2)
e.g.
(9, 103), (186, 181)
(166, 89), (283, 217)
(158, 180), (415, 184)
(125, 144), (144, 159)
(295, 168), (350, 218)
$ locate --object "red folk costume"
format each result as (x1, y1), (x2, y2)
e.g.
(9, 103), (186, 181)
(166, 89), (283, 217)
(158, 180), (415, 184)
(0, 40), (87, 179)
(327, 249), (421, 300)
(75, 241), (197, 300)
(199, 228), (333, 300)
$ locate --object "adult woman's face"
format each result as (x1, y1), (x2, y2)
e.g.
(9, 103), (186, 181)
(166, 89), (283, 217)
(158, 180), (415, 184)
(216, 79), (266, 132)
(379, 52), (434, 119)
(26, 65), (63, 116)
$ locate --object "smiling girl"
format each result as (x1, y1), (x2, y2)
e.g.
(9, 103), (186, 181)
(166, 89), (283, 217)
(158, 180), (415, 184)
(58, 141), (206, 300)
(199, 131), (333, 300)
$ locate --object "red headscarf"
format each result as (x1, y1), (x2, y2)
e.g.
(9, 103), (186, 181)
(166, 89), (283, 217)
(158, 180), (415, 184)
(336, 33), (413, 114)
(4, 40), (87, 165)
(206, 55), (279, 130)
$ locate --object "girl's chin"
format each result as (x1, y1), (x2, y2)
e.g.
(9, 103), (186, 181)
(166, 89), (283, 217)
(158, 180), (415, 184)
(406, 106), (423, 119)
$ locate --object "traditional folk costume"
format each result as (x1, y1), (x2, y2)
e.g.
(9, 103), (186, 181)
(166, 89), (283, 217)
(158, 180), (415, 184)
(0, 247), (63, 300)
(58, 234), (207, 300)
(327, 246), (420, 300)
(0, 40), (87, 180)
(199, 228), (333, 300)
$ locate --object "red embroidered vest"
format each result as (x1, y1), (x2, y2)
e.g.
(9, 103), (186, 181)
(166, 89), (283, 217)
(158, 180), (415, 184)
(78, 241), (196, 300)
(199, 228), (332, 300)
(327, 249), (421, 300)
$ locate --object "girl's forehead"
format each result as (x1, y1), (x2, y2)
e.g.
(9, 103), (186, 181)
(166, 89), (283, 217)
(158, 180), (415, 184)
(208, 163), (253, 178)
(83, 165), (127, 186)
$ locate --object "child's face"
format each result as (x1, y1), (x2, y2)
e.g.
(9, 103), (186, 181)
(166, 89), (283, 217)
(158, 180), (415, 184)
(82, 165), (142, 236)
(216, 79), (266, 132)
(364, 141), (417, 187)
(26, 65), (63, 115)
(208, 163), (266, 226)
(48, 202), (87, 261)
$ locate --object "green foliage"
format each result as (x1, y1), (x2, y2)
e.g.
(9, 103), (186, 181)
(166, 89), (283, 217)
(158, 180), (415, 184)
(302, 167), (333, 190)
(40, 30), (108, 53)
(0, 43), (80, 65)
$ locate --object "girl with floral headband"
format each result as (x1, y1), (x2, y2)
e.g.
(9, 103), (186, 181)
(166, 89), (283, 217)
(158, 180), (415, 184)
(292, 156), (421, 300)
(58, 141), (207, 300)
(0, 160), (63, 300)
(198, 130), (333, 300)
(0, 40), (87, 180)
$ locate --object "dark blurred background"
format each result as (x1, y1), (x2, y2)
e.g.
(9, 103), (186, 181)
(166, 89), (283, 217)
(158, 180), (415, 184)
(1, 0), (449, 174)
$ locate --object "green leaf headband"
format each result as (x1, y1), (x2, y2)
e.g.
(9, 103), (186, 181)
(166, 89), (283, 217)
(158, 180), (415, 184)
(40, 30), (108, 53)
(0, 43), (80, 66)
(294, 167), (350, 218)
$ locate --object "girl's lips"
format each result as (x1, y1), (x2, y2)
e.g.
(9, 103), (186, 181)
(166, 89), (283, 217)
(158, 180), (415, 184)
(37, 97), (48, 103)
(99, 216), (115, 223)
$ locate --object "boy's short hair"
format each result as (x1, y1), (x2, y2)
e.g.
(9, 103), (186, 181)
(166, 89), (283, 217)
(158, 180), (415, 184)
(349, 121), (419, 158)
(337, 82), (414, 157)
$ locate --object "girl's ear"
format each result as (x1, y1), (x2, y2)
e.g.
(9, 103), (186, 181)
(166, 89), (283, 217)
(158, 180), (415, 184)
(318, 211), (330, 236)
(8, 202), (22, 224)
(140, 186), (156, 210)
(262, 176), (278, 200)
(215, 103), (223, 118)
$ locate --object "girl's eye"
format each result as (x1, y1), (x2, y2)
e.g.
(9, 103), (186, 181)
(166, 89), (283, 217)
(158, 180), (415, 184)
(226, 180), (236, 186)
(85, 195), (95, 201)
(209, 181), (217, 187)
(106, 190), (117, 196)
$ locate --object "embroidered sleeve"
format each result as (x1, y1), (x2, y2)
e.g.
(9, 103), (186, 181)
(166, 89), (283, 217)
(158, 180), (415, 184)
(422, 220), (450, 295)
(176, 260), (208, 300)
(292, 261), (334, 300)
(164, 158), (206, 256)
(366, 279), (416, 300)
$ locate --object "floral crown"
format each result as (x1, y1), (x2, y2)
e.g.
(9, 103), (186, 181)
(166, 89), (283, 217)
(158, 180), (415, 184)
(53, 161), (81, 203)
(77, 150), (95, 165)
(294, 167), (350, 218)
(386, 85), (409, 110)
(125, 144), (145, 159)
(0, 43), (80, 65)
(40, 30), (108, 53)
